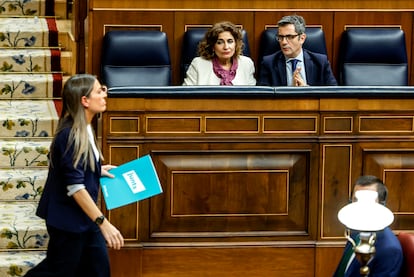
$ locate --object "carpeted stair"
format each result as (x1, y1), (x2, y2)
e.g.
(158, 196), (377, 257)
(0, 0), (71, 275)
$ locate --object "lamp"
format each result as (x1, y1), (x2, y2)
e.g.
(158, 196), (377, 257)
(337, 190), (394, 276)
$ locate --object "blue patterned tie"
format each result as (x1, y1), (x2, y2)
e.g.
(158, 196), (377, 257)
(290, 59), (299, 73)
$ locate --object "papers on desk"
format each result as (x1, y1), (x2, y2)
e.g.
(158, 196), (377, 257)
(100, 154), (163, 210)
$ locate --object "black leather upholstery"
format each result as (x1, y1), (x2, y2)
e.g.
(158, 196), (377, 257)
(101, 30), (172, 87)
(258, 27), (327, 66)
(339, 28), (408, 86)
(180, 28), (251, 82)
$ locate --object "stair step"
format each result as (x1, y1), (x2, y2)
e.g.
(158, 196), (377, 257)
(0, 0), (49, 17)
(0, 139), (50, 167)
(0, 73), (62, 99)
(0, 250), (46, 276)
(0, 48), (60, 73)
(0, 169), (48, 201)
(0, 18), (57, 47)
(0, 201), (48, 250)
(0, 100), (58, 137)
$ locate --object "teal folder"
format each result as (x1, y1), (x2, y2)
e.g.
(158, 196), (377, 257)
(100, 154), (163, 210)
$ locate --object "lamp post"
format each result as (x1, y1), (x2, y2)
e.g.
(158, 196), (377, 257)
(338, 190), (394, 276)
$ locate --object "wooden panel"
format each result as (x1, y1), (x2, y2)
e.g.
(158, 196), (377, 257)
(263, 115), (318, 133)
(147, 116), (201, 133)
(315, 246), (344, 277)
(320, 145), (352, 239)
(363, 148), (414, 230)
(359, 116), (414, 133)
(323, 116), (353, 133)
(150, 152), (310, 238)
(110, 116), (140, 134)
(141, 247), (315, 277)
(205, 116), (259, 133)
(100, 91), (414, 276)
(109, 248), (142, 277)
(105, 145), (141, 240)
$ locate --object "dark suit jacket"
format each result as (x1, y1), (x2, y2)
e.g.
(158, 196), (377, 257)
(333, 227), (403, 277)
(258, 49), (338, 86)
(36, 125), (102, 233)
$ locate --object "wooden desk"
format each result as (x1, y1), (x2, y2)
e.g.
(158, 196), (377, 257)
(102, 86), (414, 276)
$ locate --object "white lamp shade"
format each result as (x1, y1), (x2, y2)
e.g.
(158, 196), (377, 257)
(338, 190), (394, 231)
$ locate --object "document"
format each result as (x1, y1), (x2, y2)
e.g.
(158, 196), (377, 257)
(100, 154), (163, 210)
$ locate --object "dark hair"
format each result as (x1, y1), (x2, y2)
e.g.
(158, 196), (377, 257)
(198, 21), (244, 60)
(277, 15), (306, 34)
(354, 175), (388, 205)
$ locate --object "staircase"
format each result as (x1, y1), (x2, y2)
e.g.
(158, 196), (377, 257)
(0, 0), (75, 275)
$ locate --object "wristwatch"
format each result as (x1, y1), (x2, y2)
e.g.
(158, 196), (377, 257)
(95, 215), (105, 225)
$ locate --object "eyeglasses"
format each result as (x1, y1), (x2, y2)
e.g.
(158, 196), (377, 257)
(276, 34), (300, 42)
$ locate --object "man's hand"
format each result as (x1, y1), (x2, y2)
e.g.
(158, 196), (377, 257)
(292, 66), (308, 86)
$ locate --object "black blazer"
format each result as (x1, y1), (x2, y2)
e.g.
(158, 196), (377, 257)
(258, 49), (338, 86)
(36, 126), (101, 233)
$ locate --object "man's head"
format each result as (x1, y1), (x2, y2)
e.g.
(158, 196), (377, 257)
(352, 175), (388, 205)
(277, 15), (307, 58)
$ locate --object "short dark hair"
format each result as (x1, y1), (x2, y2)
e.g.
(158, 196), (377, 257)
(354, 175), (388, 205)
(277, 15), (306, 34)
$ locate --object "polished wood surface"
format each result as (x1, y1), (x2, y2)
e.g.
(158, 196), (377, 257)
(101, 88), (414, 276)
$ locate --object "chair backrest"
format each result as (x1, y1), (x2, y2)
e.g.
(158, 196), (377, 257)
(339, 28), (408, 86)
(180, 28), (251, 82)
(258, 26), (327, 66)
(101, 30), (172, 87)
(398, 232), (414, 277)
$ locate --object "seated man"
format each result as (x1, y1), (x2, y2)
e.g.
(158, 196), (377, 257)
(333, 175), (402, 277)
(258, 15), (337, 86)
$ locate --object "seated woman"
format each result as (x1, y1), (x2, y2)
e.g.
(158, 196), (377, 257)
(183, 21), (256, 86)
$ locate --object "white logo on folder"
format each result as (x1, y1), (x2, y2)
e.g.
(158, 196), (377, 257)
(122, 170), (145, 194)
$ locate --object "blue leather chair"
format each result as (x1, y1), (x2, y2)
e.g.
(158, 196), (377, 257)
(258, 26), (328, 67)
(101, 30), (172, 87)
(339, 28), (408, 86)
(180, 28), (251, 82)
